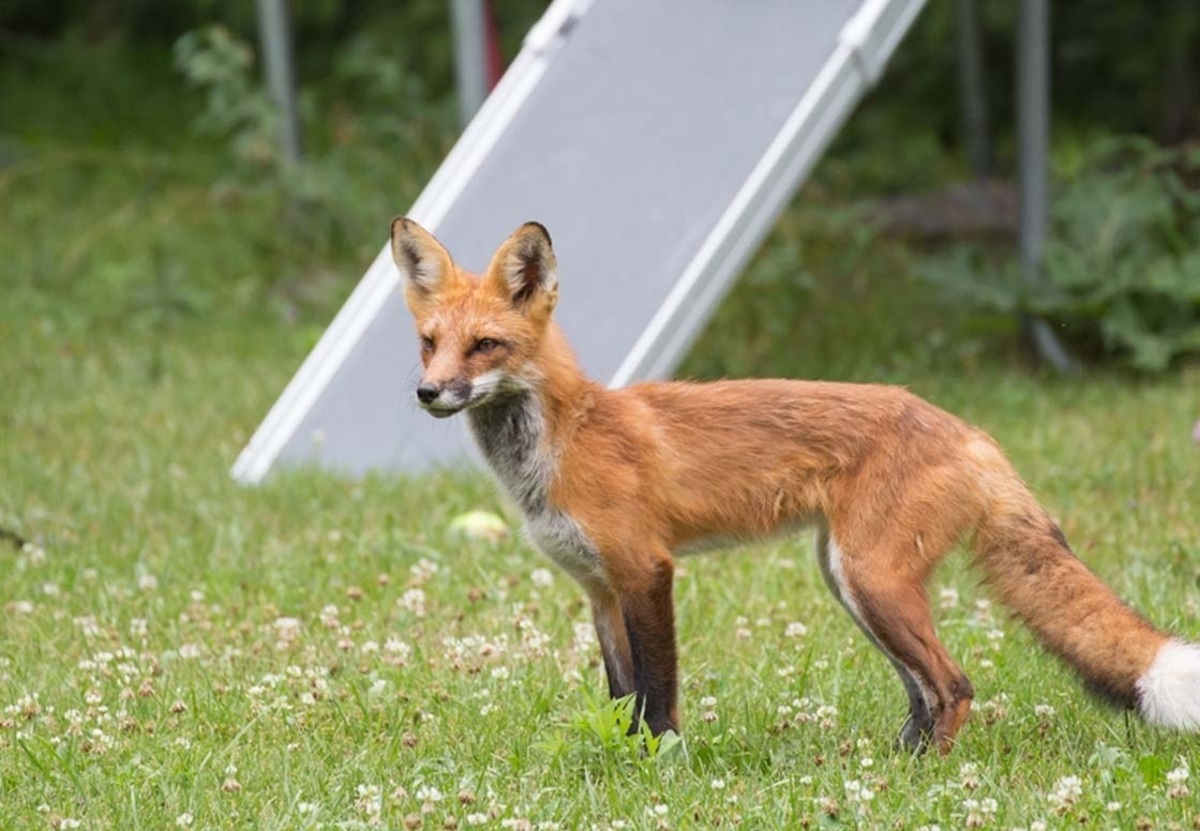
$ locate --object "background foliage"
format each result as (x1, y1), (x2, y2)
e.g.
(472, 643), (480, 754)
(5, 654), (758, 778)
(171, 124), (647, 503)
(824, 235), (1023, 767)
(4, 0), (1200, 369)
(921, 139), (1200, 371)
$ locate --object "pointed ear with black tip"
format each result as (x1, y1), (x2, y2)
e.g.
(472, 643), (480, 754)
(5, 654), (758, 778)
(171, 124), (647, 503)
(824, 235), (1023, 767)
(390, 216), (458, 314)
(484, 222), (558, 318)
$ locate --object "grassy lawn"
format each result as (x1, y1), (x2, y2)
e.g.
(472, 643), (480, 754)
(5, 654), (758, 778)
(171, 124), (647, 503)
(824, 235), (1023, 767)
(3, 43), (1200, 831)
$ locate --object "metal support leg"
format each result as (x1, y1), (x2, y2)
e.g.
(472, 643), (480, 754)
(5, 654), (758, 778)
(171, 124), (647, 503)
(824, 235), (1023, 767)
(256, 0), (302, 164)
(1017, 0), (1075, 372)
(955, 0), (992, 176)
(450, 0), (490, 127)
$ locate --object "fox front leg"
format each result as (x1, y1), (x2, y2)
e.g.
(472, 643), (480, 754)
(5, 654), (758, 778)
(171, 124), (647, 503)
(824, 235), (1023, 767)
(590, 558), (679, 735)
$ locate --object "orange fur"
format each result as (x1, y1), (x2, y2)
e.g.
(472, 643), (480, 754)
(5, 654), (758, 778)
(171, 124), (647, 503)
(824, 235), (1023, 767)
(392, 218), (1190, 752)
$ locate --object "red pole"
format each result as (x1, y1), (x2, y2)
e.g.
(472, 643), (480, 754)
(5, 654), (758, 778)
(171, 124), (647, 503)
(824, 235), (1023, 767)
(484, 0), (505, 89)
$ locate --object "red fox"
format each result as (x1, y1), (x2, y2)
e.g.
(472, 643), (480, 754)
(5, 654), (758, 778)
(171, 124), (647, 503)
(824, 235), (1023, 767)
(392, 217), (1200, 753)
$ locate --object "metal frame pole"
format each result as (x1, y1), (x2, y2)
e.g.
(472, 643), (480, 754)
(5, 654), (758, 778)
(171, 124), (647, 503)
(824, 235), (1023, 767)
(450, 0), (490, 126)
(954, 0), (992, 176)
(255, 0), (302, 164)
(1017, 0), (1074, 371)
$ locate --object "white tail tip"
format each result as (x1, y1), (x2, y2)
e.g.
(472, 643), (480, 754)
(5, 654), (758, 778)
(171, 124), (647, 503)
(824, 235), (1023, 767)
(1137, 639), (1200, 730)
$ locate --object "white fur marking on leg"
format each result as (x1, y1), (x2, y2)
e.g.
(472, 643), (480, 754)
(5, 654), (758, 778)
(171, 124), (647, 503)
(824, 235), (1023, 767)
(823, 535), (866, 626)
(1137, 639), (1200, 730)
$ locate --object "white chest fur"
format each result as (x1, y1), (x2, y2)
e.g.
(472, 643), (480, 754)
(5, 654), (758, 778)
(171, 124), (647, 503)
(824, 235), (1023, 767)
(467, 395), (604, 585)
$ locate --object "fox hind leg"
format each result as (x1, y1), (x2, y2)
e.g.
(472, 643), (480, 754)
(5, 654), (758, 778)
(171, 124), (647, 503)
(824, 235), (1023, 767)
(816, 527), (972, 754)
(815, 528), (934, 750)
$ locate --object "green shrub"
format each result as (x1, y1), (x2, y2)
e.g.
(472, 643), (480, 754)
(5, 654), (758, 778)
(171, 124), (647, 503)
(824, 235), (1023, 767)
(921, 138), (1200, 372)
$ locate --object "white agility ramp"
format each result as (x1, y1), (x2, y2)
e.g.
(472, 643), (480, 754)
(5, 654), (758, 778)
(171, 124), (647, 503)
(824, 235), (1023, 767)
(233, 0), (925, 482)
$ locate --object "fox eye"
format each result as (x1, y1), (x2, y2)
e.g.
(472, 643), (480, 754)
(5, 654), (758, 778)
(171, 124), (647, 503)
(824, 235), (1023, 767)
(473, 338), (501, 354)
(419, 335), (435, 352)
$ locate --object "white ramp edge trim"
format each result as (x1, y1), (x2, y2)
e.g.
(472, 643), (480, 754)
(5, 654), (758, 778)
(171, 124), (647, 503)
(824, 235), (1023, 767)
(230, 0), (591, 485)
(610, 0), (925, 387)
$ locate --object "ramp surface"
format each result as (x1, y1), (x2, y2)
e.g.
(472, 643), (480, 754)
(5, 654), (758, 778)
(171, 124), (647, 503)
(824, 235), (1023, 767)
(233, 0), (924, 482)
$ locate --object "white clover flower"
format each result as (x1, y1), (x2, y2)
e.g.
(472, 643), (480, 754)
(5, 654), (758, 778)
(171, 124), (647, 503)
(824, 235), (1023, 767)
(138, 573), (159, 592)
(175, 813), (194, 828)
(407, 557), (442, 590)
(530, 568), (554, 588)
(1167, 762), (1191, 798)
(1048, 775), (1082, 808)
(400, 588), (427, 617)
(415, 785), (444, 803)
(355, 784), (382, 816)
(73, 616), (101, 638)
(383, 636), (412, 666)
(785, 621), (809, 638)
(710, 778), (725, 790)
(273, 617), (302, 634)
(939, 587), (960, 608)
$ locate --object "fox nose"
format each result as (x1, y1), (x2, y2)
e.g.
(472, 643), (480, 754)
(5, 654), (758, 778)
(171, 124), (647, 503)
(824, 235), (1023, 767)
(416, 383), (440, 404)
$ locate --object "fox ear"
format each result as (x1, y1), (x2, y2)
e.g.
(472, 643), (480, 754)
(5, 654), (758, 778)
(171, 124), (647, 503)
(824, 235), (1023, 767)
(485, 222), (558, 315)
(391, 216), (457, 312)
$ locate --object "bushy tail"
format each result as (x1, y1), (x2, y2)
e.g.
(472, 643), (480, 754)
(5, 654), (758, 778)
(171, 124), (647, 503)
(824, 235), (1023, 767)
(972, 488), (1200, 730)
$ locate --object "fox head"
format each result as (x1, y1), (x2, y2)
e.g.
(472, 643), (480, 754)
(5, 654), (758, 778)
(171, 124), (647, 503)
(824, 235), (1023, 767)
(391, 217), (559, 418)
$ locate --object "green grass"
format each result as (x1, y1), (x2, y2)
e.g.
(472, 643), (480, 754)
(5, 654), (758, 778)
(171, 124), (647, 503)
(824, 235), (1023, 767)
(3, 42), (1200, 831)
